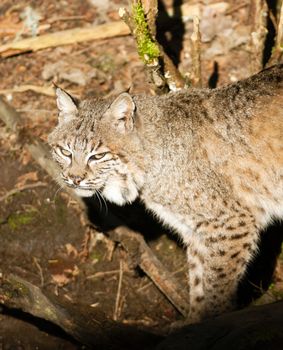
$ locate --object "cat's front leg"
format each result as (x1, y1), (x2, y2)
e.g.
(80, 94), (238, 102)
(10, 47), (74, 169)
(186, 211), (259, 323)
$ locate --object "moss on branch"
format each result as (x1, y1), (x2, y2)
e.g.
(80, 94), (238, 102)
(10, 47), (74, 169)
(132, 1), (160, 64)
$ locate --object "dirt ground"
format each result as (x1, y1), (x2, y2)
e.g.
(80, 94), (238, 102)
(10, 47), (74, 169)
(0, 0), (283, 349)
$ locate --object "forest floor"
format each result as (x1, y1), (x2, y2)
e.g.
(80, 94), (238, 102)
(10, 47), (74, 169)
(0, 0), (283, 349)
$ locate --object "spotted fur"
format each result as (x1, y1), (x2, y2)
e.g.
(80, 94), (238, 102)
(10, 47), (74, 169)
(48, 64), (283, 323)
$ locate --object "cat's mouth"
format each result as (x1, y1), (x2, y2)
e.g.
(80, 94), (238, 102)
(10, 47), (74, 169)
(64, 183), (96, 197)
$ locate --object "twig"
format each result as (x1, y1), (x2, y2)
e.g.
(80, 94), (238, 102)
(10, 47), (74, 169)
(0, 85), (55, 97)
(0, 22), (130, 58)
(137, 265), (186, 293)
(87, 270), (120, 279)
(249, 0), (268, 73)
(190, 16), (202, 87)
(33, 257), (45, 287)
(47, 15), (88, 24)
(0, 181), (47, 202)
(268, 1), (283, 65)
(225, 1), (248, 16)
(113, 260), (124, 321)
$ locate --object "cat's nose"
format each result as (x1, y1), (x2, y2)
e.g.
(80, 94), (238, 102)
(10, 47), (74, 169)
(72, 175), (83, 185)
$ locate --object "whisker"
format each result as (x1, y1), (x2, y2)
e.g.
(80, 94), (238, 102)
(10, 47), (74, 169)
(52, 185), (64, 202)
(96, 188), (108, 216)
(94, 189), (103, 212)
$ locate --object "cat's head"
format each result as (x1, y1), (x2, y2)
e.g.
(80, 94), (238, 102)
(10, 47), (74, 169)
(48, 88), (145, 205)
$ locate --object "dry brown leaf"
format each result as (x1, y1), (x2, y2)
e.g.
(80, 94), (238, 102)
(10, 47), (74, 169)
(19, 149), (32, 166)
(64, 265), (80, 277)
(0, 13), (22, 38)
(65, 243), (79, 258)
(51, 273), (71, 287)
(16, 171), (38, 188)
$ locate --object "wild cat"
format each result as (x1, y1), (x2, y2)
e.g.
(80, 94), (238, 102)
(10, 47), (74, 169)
(48, 64), (283, 323)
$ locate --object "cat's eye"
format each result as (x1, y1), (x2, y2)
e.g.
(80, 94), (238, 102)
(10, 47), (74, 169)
(88, 152), (107, 162)
(57, 147), (72, 157)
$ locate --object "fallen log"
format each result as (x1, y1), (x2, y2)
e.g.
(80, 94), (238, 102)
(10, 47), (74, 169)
(0, 273), (162, 350)
(156, 301), (283, 350)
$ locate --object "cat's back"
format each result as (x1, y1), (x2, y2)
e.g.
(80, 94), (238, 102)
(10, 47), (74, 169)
(185, 64), (283, 157)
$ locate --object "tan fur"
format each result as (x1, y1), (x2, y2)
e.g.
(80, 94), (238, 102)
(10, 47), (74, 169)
(48, 64), (283, 323)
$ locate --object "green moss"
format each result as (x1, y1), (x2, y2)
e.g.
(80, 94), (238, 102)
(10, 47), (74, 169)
(8, 210), (36, 231)
(90, 251), (102, 262)
(132, 1), (160, 64)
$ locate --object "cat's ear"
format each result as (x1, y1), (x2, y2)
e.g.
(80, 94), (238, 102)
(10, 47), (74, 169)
(56, 87), (78, 123)
(106, 93), (136, 133)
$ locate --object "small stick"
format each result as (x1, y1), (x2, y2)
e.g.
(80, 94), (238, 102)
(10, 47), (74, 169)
(33, 257), (45, 287)
(249, 0), (268, 73)
(87, 270), (120, 279)
(47, 15), (88, 24)
(113, 260), (124, 321)
(0, 181), (47, 202)
(0, 22), (130, 58)
(190, 16), (202, 87)
(0, 84), (55, 97)
(276, 3), (283, 55)
(225, 2), (248, 16)
(268, 1), (283, 65)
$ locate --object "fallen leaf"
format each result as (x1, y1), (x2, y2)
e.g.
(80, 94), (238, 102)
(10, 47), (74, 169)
(16, 171), (38, 188)
(65, 243), (78, 258)
(51, 273), (71, 287)
(19, 149), (32, 166)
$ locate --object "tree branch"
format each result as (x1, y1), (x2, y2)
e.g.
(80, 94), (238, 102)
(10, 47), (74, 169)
(249, 0), (268, 73)
(120, 0), (185, 92)
(190, 16), (202, 87)
(268, 1), (283, 65)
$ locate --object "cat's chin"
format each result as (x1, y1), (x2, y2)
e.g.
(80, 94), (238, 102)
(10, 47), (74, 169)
(73, 188), (94, 197)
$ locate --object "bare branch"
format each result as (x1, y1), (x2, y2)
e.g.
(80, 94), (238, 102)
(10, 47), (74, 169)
(0, 22), (130, 58)
(121, 1), (185, 92)
(268, 1), (283, 65)
(249, 0), (268, 73)
(190, 16), (202, 87)
(0, 182), (47, 202)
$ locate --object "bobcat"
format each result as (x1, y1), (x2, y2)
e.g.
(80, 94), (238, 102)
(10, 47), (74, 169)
(48, 64), (283, 323)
